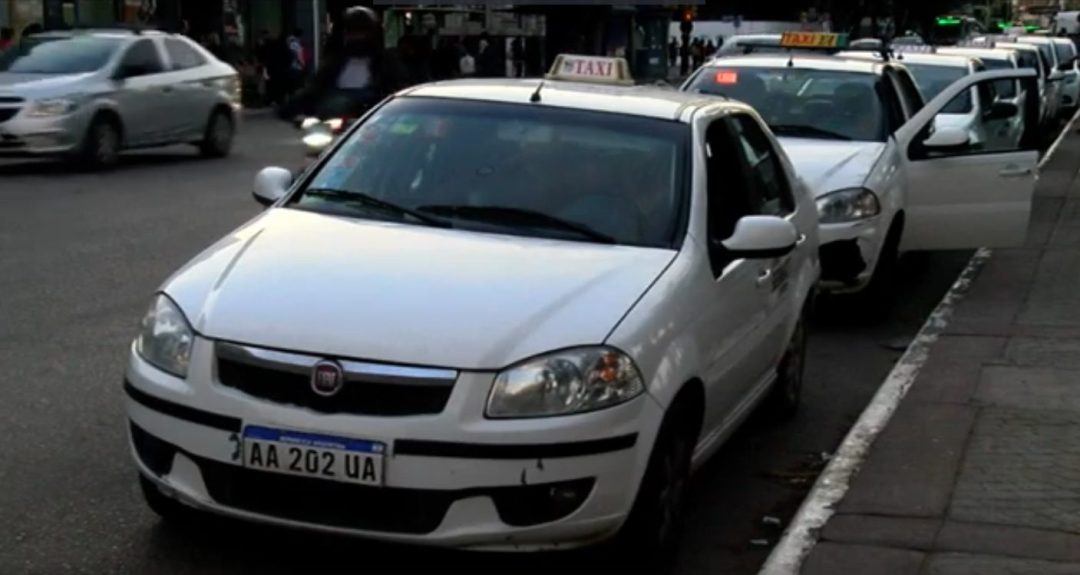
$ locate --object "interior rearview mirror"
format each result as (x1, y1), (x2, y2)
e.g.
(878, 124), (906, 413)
(721, 216), (798, 259)
(986, 100), (1019, 121)
(922, 126), (971, 150)
(253, 166), (293, 207)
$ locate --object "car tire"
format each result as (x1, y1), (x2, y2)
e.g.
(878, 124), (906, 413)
(78, 116), (121, 170)
(614, 404), (696, 570)
(763, 308), (807, 421)
(139, 475), (193, 523)
(853, 219), (902, 322)
(199, 109), (234, 158)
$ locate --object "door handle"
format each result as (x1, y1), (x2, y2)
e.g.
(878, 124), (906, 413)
(999, 166), (1032, 178)
(756, 268), (773, 287)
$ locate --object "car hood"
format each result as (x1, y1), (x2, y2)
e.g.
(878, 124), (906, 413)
(777, 138), (884, 197)
(0, 72), (96, 98)
(163, 208), (676, 370)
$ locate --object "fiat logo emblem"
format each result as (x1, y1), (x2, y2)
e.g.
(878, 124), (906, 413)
(311, 360), (345, 397)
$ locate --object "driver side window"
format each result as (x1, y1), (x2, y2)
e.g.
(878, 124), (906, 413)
(910, 76), (1036, 159)
(118, 40), (164, 78)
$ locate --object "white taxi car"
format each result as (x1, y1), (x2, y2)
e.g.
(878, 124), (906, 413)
(1050, 37), (1079, 115)
(682, 32), (1039, 311)
(124, 54), (820, 559)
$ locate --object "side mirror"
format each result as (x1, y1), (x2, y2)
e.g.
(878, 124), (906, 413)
(253, 166), (293, 206)
(721, 216), (798, 259)
(922, 126), (971, 150)
(986, 100), (1019, 120)
(1049, 69), (1065, 82)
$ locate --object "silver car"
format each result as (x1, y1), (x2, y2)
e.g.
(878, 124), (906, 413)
(0, 28), (240, 167)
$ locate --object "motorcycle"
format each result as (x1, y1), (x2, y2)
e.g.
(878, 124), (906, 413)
(295, 89), (379, 158)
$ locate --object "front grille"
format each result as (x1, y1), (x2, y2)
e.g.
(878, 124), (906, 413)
(215, 343), (456, 416)
(198, 456), (456, 534)
(0, 108), (20, 123)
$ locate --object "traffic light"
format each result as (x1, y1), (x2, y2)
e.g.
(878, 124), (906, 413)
(680, 6), (695, 34)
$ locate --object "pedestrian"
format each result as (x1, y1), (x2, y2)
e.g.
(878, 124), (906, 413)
(668, 37), (678, 67)
(203, 32), (226, 61)
(511, 36), (525, 77)
(286, 27), (308, 98)
(459, 46), (476, 77)
(705, 39), (716, 59)
(0, 28), (14, 51)
(282, 6), (408, 120)
(477, 32), (497, 77)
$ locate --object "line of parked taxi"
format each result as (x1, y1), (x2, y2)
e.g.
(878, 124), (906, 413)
(121, 34), (1042, 567)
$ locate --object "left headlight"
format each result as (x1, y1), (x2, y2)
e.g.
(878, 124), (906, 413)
(486, 347), (645, 419)
(135, 294), (194, 378)
(27, 97), (82, 117)
(816, 187), (881, 224)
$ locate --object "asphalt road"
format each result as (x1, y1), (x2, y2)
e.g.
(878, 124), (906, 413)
(0, 116), (971, 575)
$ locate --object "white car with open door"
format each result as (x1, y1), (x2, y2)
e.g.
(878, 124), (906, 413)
(682, 32), (1038, 316)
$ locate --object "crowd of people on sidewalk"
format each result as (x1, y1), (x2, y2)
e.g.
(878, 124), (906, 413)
(668, 36), (719, 70)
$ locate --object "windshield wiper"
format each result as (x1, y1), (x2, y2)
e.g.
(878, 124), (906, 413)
(301, 188), (451, 228)
(416, 205), (616, 244)
(771, 124), (853, 141)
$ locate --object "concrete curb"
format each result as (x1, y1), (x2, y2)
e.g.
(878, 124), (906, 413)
(758, 106), (1080, 575)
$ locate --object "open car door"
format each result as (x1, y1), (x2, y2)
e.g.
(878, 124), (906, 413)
(896, 68), (1040, 251)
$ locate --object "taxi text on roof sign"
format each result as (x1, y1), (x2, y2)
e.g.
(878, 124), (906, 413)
(779, 31), (849, 50)
(546, 54), (634, 86)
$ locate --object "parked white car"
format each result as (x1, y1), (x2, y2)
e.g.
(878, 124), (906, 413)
(938, 45), (1029, 147)
(683, 46), (1038, 313)
(124, 55), (821, 560)
(1051, 37), (1079, 115)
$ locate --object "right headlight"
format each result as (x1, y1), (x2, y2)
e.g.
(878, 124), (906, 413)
(134, 294), (194, 378)
(486, 347), (645, 419)
(816, 187), (881, 224)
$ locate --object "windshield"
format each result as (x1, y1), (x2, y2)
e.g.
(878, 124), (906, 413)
(1011, 49), (1041, 75)
(0, 36), (122, 74)
(686, 67), (885, 141)
(293, 97), (688, 248)
(981, 58), (1019, 98)
(903, 63), (972, 113)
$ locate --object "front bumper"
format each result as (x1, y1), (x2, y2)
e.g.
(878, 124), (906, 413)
(125, 338), (664, 550)
(816, 217), (885, 293)
(0, 106), (92, 156)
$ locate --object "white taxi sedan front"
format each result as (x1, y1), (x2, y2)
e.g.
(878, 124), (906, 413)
(683, 37), (1038, 313)
(124, 55), (819, 560)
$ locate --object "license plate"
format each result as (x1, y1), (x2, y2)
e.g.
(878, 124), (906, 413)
(242, 426), (385, 486)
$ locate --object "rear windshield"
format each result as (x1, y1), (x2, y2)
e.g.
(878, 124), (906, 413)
(980, 58), (1019, 98)
(903, 63), (972, 113)
(0, 36), (122, 74)
(685, 67), (886, 141)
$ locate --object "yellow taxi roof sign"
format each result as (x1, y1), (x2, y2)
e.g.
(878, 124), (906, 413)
(779, 31), (850, 50)
(546, 54), (634, 86)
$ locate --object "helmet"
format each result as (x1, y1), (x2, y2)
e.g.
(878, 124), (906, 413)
(343, 6), (380, 34)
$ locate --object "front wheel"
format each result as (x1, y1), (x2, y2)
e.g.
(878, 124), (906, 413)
(199, 110), (235, 158)
(78, 117), (121, 169)
(614, 410), (696, 570)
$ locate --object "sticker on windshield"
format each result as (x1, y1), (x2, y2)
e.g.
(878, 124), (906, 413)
(389, 121), (419, 135)
(714, 70), (739, 84)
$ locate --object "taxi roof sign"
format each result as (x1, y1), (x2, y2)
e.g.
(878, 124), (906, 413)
(546, 54), (634, 86)
(779, 31), (849, 50)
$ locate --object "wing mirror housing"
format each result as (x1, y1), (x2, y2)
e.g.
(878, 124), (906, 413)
(253, 166), (293, 207)
(721, 216), (799, 259)
(986, 100), (1019, 121)
(922, 126), (971, 151)
(1049, 69), (1065, 82)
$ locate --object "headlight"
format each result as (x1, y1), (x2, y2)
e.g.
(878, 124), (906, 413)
(300, 117), (320, 129)
(135, 294), (194, 378)
(816, 188), (881, 224)
(27, 97), (82, 117)
(325, 118), (345, 132)
(302, 130), (334, 150)
(486, 347), (645, 418)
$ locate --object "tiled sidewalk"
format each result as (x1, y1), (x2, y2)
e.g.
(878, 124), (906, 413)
(799, 133), (1080, 574)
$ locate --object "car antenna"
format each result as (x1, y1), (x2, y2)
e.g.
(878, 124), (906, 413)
(530, 81), (544, 103)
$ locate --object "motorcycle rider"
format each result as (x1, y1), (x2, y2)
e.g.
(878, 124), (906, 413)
(282, 6), (406, 121)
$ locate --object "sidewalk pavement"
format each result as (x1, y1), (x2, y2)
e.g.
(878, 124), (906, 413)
(797, 130), (1080, 574)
